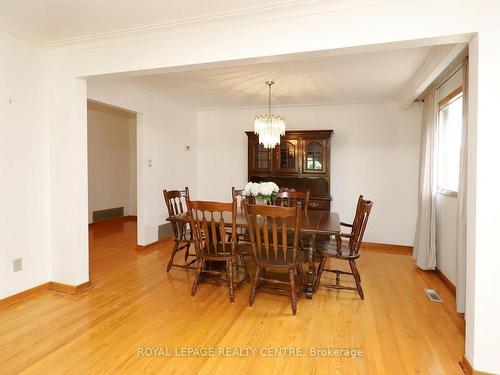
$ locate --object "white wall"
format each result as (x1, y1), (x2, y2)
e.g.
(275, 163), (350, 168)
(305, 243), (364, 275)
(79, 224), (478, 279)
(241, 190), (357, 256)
(0, 31), (50, 299)
(436, 194), (458, 283)
(197, 101), (422, 246)
(435, 67), (463, 285)
(128, 117), (137, 218)
(87, 79), (197, 245)
(87, 105), (137, 223)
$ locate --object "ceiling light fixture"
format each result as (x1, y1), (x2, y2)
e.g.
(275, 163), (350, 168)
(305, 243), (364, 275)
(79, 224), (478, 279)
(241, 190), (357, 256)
(254, 81), (285, 149)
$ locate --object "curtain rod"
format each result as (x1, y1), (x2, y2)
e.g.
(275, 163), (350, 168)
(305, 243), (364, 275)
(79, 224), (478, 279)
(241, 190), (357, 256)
(416, 55), (468, 102)
(437, 64), (463, 90)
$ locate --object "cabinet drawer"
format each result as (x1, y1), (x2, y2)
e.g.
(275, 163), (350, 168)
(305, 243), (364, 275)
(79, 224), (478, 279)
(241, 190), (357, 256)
(308, 199), (330, 211)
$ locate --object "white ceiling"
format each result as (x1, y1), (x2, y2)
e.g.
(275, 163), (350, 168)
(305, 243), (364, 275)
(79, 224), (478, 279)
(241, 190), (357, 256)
(125, 46), (430, 109)
(0, 0), (310, 45)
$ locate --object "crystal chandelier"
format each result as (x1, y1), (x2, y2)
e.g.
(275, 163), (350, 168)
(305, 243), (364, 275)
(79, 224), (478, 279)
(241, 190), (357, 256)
(254, 81), (285, 149)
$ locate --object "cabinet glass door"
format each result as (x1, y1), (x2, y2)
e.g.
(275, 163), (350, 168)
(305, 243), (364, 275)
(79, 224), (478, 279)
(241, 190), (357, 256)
(250, 142), (272, 172)
(303, 139), (327, 173)
(255, 144), (270, 169)
(277, 140), (299, 173)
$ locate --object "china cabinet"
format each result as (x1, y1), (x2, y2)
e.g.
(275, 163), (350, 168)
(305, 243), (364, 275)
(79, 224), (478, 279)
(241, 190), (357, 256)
(246, 130), (333, 211)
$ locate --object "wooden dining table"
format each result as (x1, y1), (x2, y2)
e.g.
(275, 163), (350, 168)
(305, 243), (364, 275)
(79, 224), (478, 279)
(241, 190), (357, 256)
(169, 209), (341, 299)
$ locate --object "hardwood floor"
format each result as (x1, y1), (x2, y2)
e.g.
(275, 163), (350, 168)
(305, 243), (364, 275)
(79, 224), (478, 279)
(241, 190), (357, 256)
(0, 218), (465, 374)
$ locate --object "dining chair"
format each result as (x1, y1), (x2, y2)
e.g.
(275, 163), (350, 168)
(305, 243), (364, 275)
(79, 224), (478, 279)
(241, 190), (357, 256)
(230, 187), (252, 243)
(188, 199), (250, 303)
(276, 189), (313, 252)
(163, 187), (197, 272)
(232, 187), (254, 207)
(275, 189), (310, 214)
(314, 195), (373, 299)
(244, 202), (306, 315)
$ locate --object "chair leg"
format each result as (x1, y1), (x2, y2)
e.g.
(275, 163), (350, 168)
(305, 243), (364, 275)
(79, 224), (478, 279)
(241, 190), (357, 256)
(227, 260), (235, 303)
(349, 260), (364, 300)
(289, 269), (297, 315)
(314, 256), (326, 292)
(239, 253), (250, 283)
(167, 241), (179, 272)
(191, 259), (204, 296)
(184, 243), (191, 262)
(249, 266), (261, 306)
(298, 264), (306, 291)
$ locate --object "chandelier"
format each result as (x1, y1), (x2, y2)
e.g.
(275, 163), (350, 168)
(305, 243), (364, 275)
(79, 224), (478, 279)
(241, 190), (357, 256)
(254, 81), (285, 149)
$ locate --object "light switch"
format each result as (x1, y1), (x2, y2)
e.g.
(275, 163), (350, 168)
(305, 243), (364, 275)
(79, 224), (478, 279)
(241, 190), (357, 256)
(148, 159), (152, 167)
(13, 258), (22, 272)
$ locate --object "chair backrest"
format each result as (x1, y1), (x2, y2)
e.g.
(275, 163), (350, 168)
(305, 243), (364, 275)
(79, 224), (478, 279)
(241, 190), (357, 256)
(244, 202), (301, 265)
(231, 187), (254, 208)
(163, 187), (190, 240)
(275, 190), (310, 213)
(349, 196), (373, 256)
(187, 199), (237, 258)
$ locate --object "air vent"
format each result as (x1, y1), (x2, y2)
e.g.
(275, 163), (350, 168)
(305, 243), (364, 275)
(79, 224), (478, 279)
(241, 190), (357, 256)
(424, 288), (443, 302)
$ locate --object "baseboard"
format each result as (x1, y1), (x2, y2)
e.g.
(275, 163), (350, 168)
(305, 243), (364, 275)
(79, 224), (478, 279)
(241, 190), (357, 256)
(460, 356), (473, 375)
(435, 268), (456, 296)
(49, 281), (92, 295)
(136, 236), (172, 250)
(89, 215), (137, 228)
(459, 355), (493, 375)
(0, 282), (50, 308)
(0, 281), (92, 308)
(360, 242), (413, 255)
(92, 206), (124, 223)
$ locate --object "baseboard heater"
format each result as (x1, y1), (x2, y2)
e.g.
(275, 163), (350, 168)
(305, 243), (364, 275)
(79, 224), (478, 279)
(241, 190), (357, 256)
(158, 223), (173, 240)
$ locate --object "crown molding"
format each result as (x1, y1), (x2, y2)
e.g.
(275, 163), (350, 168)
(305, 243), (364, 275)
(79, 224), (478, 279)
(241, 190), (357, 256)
(0, 0), (398, 50)
(401, 46), (432, 85)
(0, 24), (45, 48)
(196, 98), (397, 112)
(44, 0), (323, 48)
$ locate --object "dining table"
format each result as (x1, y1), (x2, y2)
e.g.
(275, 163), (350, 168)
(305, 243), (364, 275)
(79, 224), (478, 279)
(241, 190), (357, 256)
(169, 209), (341, 299)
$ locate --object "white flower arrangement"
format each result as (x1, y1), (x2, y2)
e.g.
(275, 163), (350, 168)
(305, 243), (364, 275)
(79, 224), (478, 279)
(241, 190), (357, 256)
(244, 181), (279, 204)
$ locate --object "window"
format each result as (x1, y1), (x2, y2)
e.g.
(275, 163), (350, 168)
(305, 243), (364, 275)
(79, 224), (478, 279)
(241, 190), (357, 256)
(437, 89), (463, 194)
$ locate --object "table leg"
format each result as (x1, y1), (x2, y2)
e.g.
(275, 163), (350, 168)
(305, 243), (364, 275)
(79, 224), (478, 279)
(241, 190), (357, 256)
(306, 234), (316, 299)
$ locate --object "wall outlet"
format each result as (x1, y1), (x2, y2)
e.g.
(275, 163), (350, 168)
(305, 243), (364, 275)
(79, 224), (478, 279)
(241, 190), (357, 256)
(13, 258), (22, 272)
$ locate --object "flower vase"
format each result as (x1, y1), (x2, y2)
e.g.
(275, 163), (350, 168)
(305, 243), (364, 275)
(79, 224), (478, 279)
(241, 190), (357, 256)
(255, 196), (268, 205)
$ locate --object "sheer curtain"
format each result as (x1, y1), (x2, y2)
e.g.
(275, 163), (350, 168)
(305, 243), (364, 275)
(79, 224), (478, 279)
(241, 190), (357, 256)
(456, 58), (469, 313)
(413, 90), (438, 270)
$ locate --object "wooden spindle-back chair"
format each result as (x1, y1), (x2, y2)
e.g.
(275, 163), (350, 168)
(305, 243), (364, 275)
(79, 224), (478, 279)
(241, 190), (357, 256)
(163, 187), (197, 271)
(230, 187), (253, 246)
(314, 195), (373, 299)
(188, 199), (249, 303)
(244, 202), (305, 315)
(231, 187), (251, 207)
(275, 190), (310, 214)
(275, 189), (312, 251)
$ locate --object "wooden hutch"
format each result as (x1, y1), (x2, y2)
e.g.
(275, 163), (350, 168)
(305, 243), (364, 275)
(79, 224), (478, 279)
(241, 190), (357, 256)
(246, 130), (333, 211)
